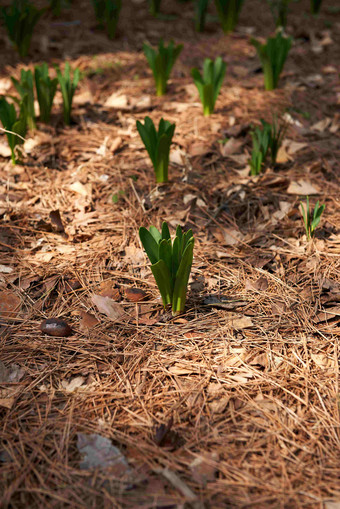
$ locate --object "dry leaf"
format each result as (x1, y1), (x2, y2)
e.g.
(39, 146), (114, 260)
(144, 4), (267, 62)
(219, 137), (243, 157)
(104, 93), (128, 109)
(190, 453), (219, 485)
(287, 180), (319, 195)
(79, 310), (99, 330)
(0, 290), (21, 318)
(110, 137), (122, 153)
(91, 294), (127, 321)
(61, 376), (86, 393)
(68, 181), (91, 198)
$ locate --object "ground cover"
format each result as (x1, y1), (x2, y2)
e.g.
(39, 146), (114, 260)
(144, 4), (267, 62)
(0, 0), (340, 507)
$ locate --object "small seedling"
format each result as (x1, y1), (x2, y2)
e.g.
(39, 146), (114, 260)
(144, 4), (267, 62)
(191, 56), (226, 116)
(214, 0), (244, 33)
(251, 31), (292, 91)
(300, 196), (325, 241)
(149, 0), (162, 16)
(136, 116), (175, 183)
(310, 0), (322, 14)
(143, 39), (183, 96)
(11, 69), (36, 130)
(34, 63), (58, 123)
(0, 96), (27, 164)
(56, 62), (80, 125)
(195, 0), (210, 32)
(139, 222), (194, 316)
(49, 0), (71, 16)
(1, 0), (44, 58)
(249, 116), (286, 175)
(91, 0), (121, 38)
(267, 0), (291, 27)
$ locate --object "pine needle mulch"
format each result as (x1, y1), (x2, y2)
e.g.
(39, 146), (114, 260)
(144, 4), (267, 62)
(1, 0), (340, 507)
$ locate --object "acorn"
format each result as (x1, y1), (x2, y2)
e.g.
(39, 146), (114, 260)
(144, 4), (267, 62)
(125, 287), (147, 302)
(40, 318), (72, 337)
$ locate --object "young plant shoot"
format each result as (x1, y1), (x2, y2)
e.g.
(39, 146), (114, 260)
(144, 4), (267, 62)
(191, 56), (226, 116)
(1, 0), (44, 58)
(249, 116), (286, 175)
(0, 97), (27, 164)
(56, 62), (80, 125)
(136, 116), (175, 183)
(11, 69), (36, 130)
(143, 39), (183, 96)
(310, 0), (322, 15)
(91, 0), (121, 38)
(214, 0), (244, 33)
(300, 197), (325, 241)
(267, 0), (291, 27)
(195, 0), (209, 32)
(34, 63), (58, 123)
(251, 31), (292, 91)
(139, 222), (194, 316)
(149, 0), (162, 16)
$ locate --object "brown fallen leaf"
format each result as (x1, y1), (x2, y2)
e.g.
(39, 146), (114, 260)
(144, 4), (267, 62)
(49, 210), (66, 235)
(110, 137), (122, 153)
(190, 452), (219, 485)
(219, 137), (243, 157)
(97, 280), (121, 300)
(287, 180), (319, 195)
(91, 294), (128, 322)
(245, 276), (268, 291)
(0, 290), (21, 319)
(79, 310), (99, 330)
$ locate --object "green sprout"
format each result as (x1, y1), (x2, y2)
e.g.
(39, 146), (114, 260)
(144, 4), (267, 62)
(139, 222), (194, 316)
(34, 63), (58, 123)
(300, 197), (325, 241)
(195, 0), (209, 32)
(214, 0), (244, 33)
(0, 96), (27, 164)
(91, 0), (121, 38)
(149, 0), (162, 16)
(249, 116), (286, 175)
(56, 62), (80, 125)
(11, 69), (36, 130)
(136, 116), (176, 184)
(267, 0), (291, 28)
(143, 39), (183, 96)
(191, 56), (226, 116)
(310, 0), (323, 14)
(251, 31), (292, 91)
(1, 0), (44, 58)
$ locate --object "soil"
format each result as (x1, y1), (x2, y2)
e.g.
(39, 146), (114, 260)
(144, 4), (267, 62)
(0, 0), (340, 508)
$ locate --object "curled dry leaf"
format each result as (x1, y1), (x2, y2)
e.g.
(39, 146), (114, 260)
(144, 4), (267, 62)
(0, 291), (21, 319)
(79, 310), (99, 330)
(77, 433), (132, 480)
(124, 287), (147, 302)
(91, 294), (128, 322)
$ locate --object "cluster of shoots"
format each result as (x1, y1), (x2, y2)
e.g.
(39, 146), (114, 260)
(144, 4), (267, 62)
(251, 31), (292, 91)
(0, 97), (27, 164)
(267, 0), (291, 28)
(214, 0), (244, 33)
(249, 116), (286, 175)
(195, 0), (209, 32)
(300, 197), (325, 241)
(91, 0), (121, 39)
(143, 39), (183, 97)
(149, 0), (162, 16)
(136, 116), (175, 183)
(1, 0), (44, 58)
(139, 222), (194, 316)
(0, 62), (80, 164)
(191, 57), (226, 116)
(310, 0), (323, 15)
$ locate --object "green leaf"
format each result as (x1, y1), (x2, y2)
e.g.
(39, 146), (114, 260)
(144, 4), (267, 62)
(151, 259), (172, 307)
(139, 226), (160, 264)
(161, 221), (171, 240)
(172, 239), (194, 315)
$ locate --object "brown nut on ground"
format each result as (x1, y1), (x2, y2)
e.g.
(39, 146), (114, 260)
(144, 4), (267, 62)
(40, 318), (72, 337)
(125, 287), (147, 302)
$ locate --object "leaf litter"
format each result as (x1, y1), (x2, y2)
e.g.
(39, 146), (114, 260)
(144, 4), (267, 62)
(0, 1), (340, 508)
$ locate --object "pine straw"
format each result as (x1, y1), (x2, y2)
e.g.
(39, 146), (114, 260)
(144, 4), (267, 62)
(1, 0), (340, 507)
